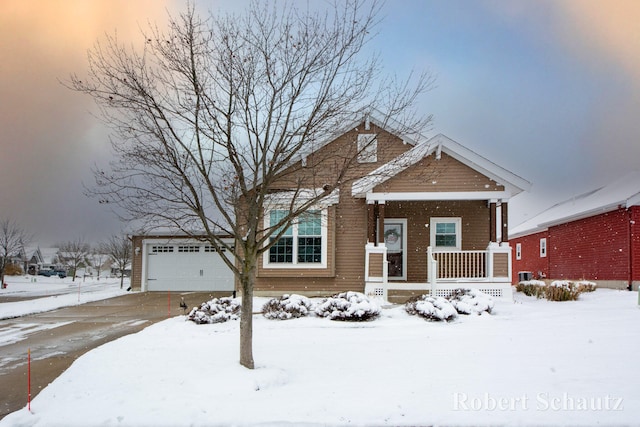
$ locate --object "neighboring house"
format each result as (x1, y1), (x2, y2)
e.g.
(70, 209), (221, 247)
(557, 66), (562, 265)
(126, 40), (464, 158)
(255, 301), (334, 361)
(131, 114), (530, 301)
(25, 247), (62, 274)
(510, 172), (640, 291)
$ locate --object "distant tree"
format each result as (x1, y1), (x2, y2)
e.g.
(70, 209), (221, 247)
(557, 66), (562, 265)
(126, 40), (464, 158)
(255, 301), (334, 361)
(70, 1), (432, 368)
(89, 247), (109, 280)
(0, 219), (32, 286)
(58, 238), (91, 281)
(100, 234), (131, 289)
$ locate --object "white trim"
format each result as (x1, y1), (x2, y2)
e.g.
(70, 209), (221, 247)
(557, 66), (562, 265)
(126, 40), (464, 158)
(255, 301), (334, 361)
(540, 238), (547, 258)
(264, 188), (340, 208)
(140, 237), (234, 292)
(430, 217), (462, 251)
(515, 242), (522, 260)
(351, 133), (531, 198)
(384, 218), (407, 281)
(365, 191), (512, 202)
(262, 208), (329, 270)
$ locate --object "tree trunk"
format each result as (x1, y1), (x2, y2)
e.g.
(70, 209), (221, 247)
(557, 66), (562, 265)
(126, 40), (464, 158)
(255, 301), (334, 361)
(120, 271), (124, 289)
(239, 259), (256, 369)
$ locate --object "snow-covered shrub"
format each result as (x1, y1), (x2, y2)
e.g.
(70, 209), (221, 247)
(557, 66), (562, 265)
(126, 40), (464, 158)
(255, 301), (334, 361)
(516, 280), (594, 301)
(263, 294), (314, 320)
(314, 291), (381, 321)
(405, 295), (457, 322)
(546, 281), (581, 301)
(187, 297), (240, 324)
(575, 280), (597, 293)
(515, 280), (546, 298)
(447, 289), (494, 315)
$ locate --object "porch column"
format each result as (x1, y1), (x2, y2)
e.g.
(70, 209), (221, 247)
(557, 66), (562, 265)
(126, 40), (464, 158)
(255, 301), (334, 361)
(489, 201), (497, 242)
(501, 201), (509, 243)
(367, 201), (376, 244)
(377, 201), (386, 246)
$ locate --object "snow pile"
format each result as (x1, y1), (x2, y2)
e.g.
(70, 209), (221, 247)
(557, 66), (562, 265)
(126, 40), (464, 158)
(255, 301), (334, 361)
(405, 295), (458, 321)
(315, 291), (380, 321)
(262, 294), (314, 320)
(2, 289), (640, 426)
(187, 297), (240, 324)
(447, 288), (494, 315)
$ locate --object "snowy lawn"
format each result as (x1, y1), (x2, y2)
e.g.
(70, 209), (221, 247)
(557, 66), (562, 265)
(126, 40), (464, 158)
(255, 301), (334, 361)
(2, 289), (639, 426)
(0, 275), (129, 320)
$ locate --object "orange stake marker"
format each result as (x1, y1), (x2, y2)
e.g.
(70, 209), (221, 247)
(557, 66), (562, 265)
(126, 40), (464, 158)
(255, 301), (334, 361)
(28, 348), (31, 412)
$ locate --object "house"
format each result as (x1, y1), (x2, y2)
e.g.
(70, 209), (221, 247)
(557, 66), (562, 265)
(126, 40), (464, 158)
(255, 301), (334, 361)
(24, 247), (62, 274)
(130, 115), (530, 301)
(510, 172), (640, 291)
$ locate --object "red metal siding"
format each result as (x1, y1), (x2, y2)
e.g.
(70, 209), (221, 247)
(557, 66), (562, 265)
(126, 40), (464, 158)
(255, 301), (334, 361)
(548, 208), (629, 281)
(511, 230), (549, 282)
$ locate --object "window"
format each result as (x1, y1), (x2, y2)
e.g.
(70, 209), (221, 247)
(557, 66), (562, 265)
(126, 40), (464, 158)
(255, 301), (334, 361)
(430, 217), (462, 250)
(357, 133), (377, 163)
(540, 238), (547, 258)
(515, 243), (522, 260)
(178, 245), (200, 253)
(267, 209), (326, 267)
(151, 245), (174, 253)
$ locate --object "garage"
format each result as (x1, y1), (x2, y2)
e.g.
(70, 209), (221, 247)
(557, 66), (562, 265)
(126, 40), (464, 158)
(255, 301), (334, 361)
(141, 238), (235, 292)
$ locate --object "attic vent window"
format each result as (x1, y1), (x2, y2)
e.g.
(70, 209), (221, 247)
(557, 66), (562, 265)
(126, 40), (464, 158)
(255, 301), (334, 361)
(357, 133), (377, 163)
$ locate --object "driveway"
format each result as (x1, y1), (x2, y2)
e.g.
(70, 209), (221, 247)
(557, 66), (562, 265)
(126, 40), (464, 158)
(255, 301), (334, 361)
(0, 291), (218, 420)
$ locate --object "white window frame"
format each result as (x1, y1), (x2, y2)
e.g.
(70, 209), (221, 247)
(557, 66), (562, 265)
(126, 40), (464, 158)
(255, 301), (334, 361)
(430, 217), (462, 251)
(515, 243), (522, 260)
(540, 238), (547, 258)
(263, 208), (328, 269)
(357, 133), (377, 163)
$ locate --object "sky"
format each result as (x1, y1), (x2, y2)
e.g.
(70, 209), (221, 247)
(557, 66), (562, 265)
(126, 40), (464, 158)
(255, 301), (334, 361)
(1, 0), (640, 246)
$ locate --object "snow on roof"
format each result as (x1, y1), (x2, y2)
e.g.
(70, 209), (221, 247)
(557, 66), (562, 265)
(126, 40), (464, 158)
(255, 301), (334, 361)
(39, 247), (60, 264)
(352, 133), (531, 198)
(510, 171), (640, 238)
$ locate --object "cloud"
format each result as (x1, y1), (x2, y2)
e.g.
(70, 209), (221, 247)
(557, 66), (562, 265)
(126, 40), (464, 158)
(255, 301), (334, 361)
(0, 0), (180, 244)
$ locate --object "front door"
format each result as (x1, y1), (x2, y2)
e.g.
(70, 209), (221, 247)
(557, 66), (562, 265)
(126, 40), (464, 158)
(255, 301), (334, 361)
(384, 219), (407, 280)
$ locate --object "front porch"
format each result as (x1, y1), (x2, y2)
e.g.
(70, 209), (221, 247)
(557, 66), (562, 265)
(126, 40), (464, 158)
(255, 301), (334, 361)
(364, 243), (514, 303)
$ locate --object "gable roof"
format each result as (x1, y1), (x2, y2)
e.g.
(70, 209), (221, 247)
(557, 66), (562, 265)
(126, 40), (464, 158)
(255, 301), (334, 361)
(351, 133), (531, 198)
(510, 171), (640, 238)
(298, 109), (425, 161)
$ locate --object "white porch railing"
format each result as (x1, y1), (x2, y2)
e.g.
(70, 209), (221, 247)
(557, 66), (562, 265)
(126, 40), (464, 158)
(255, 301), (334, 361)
(365, 243), (513, 300)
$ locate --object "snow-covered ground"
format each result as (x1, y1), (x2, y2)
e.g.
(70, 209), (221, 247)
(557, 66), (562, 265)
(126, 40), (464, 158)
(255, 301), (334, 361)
(1, 287), (638, 426)
(0, 275), (129, 320)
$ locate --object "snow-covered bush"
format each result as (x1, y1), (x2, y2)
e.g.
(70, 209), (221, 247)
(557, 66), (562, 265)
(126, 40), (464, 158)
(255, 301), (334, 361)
(546, 281), (581, 301)
(315, 291), (381, 321)
(516, 280), (596, 301)
(405, 295), (457, 322)
(575, 280), (597, 293)
(515, 280), (547, 298)
(263, 294), (314, 320)
(187, 297), (240, 324)
(447, 289), (494, 315)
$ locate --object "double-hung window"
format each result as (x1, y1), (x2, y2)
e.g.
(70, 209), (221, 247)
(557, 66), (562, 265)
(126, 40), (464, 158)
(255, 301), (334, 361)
(267, 209), (325, 267)
(430, 217), (462, 250)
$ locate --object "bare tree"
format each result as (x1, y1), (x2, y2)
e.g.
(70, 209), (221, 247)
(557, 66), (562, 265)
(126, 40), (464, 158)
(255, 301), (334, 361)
(89, 247), (108, 280)
(100, 234), (131, 289)
(70, 1), (432, 369)
(58, 238), (91, 281)
(0, 219), (32, 286)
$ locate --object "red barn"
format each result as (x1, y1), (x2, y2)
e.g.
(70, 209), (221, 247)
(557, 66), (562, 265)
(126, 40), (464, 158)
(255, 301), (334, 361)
(510, 173), (640, 290)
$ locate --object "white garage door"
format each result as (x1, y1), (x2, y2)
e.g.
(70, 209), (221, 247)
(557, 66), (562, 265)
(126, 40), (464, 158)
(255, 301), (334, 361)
(146, 243), (235, 292)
